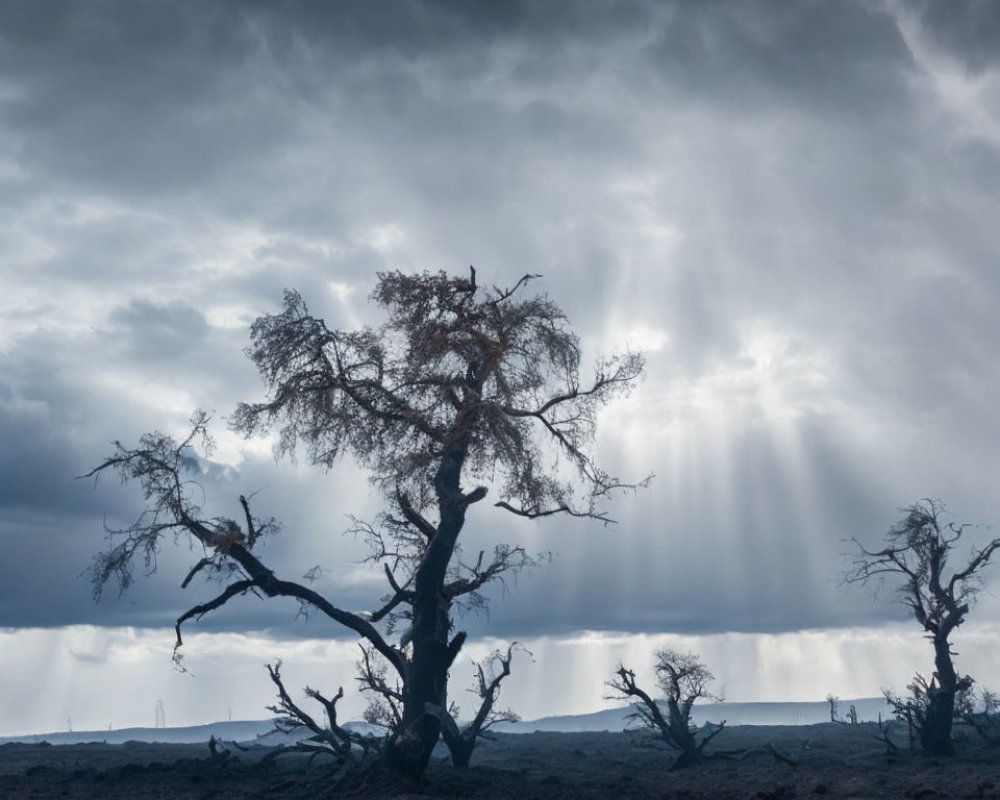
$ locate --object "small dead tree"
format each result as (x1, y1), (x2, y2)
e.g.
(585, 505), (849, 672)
(84, 269), (647, 779)
(825, 693), (857, 724)
(440, 643), (524, 767)
(609, 649), (725, 770)
(826, 693), (839, 723)
(844, 499), (1000, 755)
(263, 661), (382, 767)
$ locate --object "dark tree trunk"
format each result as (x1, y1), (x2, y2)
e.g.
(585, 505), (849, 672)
(434, 700), (476, 768)
(665, 699), (705, 770)
(383, 638), (451, 777)
(443, 733), (475, 768)
(384, 501), (464, 779)
(384, 607), (453, 778)
(920, 635), (958, 755)
(384, 712), (441, 779)
(921, 692), (955, 756)
(451, 744), (474, 769)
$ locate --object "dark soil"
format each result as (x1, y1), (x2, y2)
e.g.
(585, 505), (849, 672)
(2, 723), (999, 798)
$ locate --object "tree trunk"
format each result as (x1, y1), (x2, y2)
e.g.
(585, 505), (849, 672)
(384, 712), (441, 778)
(921, 636), (958, 756)
(921, 692), (955, 756)
(443, 733), (475, 768)
(384, 612), (452, 777)
(383, 644), (449, 777)
(383, 452), (470, 778)
(450, 743), (474, 769)
(666, 699), (705, 770)
(433, 702), (476, 768)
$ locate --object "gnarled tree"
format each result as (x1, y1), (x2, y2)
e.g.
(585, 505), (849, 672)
(844, 499), (1000, 755)
(609, 648), (725, 770)
(85, 268), (647, 779)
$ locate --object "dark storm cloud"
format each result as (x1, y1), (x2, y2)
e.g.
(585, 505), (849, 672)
(917, 0), (1000, 72)
(2, 0), (1000, 645)
(0, 0), (269, 198)
(643, 0), (913, 115)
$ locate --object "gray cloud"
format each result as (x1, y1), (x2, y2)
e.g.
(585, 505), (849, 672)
(2, 0), (1000, 649)
(643, 0), (913, 117)
(917, 0), (1000, 73)
(108, 300), (210, 360)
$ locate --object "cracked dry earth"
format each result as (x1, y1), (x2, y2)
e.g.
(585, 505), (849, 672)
(2, 724), (1000, 799)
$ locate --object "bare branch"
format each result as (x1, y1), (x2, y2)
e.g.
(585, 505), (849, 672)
(366, 564), (414, 624)
(356, 643), (404, 732)
(265, 661), (381, 760)
(487, 273), (540, 306)
(174, 579), (255, 651)
(494, 499), (617, 524)
(180, 557), (218, 589)
(394, 488), (436, 539)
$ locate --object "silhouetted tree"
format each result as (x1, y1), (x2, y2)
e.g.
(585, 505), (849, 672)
(844, 499), (1000, 755)
(609, 649), (725, 770)
(85, 269), (647, 779)
(263, 660), (382, 767)
(439, 643), (525, 768)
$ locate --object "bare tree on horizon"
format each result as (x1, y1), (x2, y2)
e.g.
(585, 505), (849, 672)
(609, 648), (725, 770)
(844, 499), (1000, 755)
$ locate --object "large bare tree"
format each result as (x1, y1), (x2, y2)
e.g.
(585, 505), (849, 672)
(85, 269), (647, 778)
(844, 499), (1000, 755)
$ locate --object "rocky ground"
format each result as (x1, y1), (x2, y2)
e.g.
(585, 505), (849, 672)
(2, 723), (999, 798)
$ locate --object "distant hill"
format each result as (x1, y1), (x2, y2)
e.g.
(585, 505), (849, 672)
(0, 698), (894, 745)
(0, 719), (287, 747)
(492, 697), (895, 733)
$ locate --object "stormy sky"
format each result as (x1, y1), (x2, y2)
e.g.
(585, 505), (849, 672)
(3, 0), (1000, 735)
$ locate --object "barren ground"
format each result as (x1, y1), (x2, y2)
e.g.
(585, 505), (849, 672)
(2, 723), (999, 799)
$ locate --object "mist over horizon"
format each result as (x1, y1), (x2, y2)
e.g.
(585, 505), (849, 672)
(0, 695), (897, 745)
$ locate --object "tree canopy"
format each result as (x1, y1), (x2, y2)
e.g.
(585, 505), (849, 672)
(231, 269), (645, 521)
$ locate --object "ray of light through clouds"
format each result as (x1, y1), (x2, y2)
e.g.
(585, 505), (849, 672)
(2, 0), (1000, 735)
